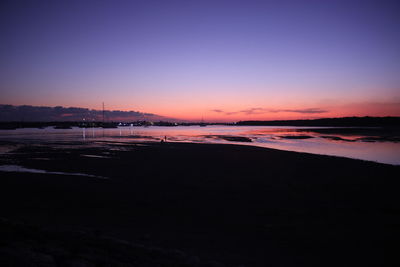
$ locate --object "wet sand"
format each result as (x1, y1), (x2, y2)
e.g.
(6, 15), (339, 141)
(0, 141), (399, 266)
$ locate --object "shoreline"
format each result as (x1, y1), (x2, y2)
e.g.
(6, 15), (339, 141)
(1, 141), (400, 266)
(1, 124), (400, 166)
(1, 137), (399, 166)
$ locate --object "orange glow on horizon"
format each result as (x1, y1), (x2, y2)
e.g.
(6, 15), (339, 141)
(146, 101), (400, 122)
(4, 95), (399, 122)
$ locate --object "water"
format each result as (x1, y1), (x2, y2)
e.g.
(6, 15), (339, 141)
(0, 125), (399, 165)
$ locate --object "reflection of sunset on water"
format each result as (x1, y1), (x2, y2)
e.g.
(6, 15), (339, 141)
(1, 125), (399, 165)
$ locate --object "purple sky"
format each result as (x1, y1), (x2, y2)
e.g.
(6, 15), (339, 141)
(1, 0), (399, 121)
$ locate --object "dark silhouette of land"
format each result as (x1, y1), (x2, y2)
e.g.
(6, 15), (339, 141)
(0, 121), (172, 130)
(237, 116), (400, 127)
(0, 141), (399, 266)
(1, 116), (400, 130)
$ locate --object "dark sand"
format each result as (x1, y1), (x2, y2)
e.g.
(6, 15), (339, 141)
(0, 141), (399, 266)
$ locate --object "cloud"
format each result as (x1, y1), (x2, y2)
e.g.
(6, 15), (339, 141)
(211, 108), (267, 115)
(210, 109), (240, 115)
(0, 104), (168, 122)
(239, 108), (266, 115)
(270, 108), (328, 114)
(211, 107), (328, 115)
(225, 111), (240, 115)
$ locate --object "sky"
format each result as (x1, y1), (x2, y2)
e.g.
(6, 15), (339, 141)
(0, 0), (399, 121)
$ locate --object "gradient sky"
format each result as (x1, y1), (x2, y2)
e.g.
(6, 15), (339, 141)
(1, 0), (399, 121)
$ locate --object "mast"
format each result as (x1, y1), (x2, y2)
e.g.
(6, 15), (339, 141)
(102, 102), (105, 123)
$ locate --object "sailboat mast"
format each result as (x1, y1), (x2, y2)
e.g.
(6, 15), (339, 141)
(102, 102), (105, 123)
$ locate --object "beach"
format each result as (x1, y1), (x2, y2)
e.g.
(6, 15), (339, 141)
(1, 140), (399, 266)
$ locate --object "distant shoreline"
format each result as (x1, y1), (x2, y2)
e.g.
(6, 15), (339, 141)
(236, 116), (400, 127)
(0, 116), (400, 129)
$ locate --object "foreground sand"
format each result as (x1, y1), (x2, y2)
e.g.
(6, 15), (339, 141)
(0, 141), (399, 266)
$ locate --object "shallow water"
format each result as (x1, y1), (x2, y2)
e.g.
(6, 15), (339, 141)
(0, 125), (399, 165)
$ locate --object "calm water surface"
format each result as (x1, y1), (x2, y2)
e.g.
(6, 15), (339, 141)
(0, 125), (399, 165)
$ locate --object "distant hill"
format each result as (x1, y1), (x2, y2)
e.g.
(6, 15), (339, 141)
(0, 104), (170, 122)
(236, 117), (400, 127)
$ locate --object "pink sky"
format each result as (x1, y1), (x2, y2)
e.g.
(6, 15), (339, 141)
(1, 1), (399, 122)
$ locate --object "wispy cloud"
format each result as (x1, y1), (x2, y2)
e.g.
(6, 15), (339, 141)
(225, 111), (240, 115)
(210, 109), (224, 113)
(210, 109), (240, 115)
(211, 107), (329, 115)
(270, 108), (328, 114)
(239, 108), (266, 115)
